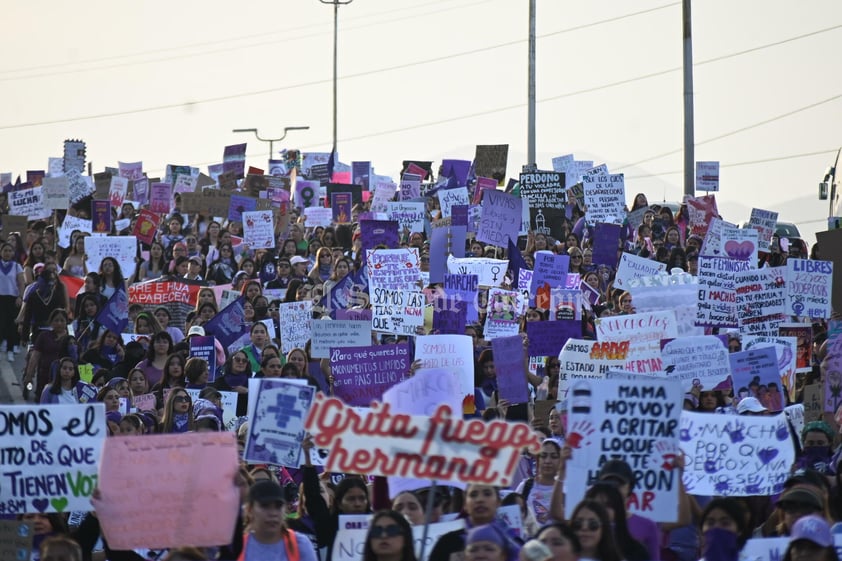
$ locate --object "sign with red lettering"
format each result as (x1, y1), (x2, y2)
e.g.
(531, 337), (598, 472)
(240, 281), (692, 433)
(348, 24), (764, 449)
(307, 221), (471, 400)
(564, 378), (682, 522)
(594, 310), (678, 374)
(304, 394), (541, 486)
(128, 281), (202, 307)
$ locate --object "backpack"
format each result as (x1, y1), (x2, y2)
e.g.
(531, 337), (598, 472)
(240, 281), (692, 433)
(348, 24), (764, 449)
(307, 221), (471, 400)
(521, 477), (535, 501)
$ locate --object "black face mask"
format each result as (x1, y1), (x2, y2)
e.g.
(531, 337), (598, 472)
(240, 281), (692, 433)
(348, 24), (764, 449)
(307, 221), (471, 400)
(254, 305), (268, 317)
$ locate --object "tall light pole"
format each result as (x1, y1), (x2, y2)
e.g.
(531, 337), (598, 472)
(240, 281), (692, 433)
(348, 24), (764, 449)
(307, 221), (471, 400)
(527, 0), (536, 167)
(682, 0), (695, 196)
(320, 0), (354, 156)
(231, 126), (310, 156)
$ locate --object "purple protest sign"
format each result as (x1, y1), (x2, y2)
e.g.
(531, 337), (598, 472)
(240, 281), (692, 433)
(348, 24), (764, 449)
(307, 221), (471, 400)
(444, 274), (479, 322)
(331, 192), (352, 223)
(591, 223), (622, 268)
(360, 220), (399, 251)
(223, 143), (247, 178)
(330, 343), (410, 406)
(433, 299), (467, 335)
(526, 320), (581, 357)
(96, 287), (129, 334)
(149, 182), (172, 215)
(441, 159), (472, 188)
(228, 194), (256, 223)
(189, 335), (218, 381)
(477, 190), (522, 247)
(531, 252), (571, 295)
(491, 335), (529, 404)
(451, 204), (469, 227)
(91, 199), (112, 234)
(335, 308), (373, 321)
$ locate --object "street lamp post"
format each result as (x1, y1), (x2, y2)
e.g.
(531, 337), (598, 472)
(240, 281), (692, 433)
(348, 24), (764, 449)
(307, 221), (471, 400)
(319, 0), (354, 155)
(231, 126), (310, 157)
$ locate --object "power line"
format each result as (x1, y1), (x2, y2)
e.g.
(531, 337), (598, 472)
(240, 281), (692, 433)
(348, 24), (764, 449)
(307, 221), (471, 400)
(0, 0), (472, 75)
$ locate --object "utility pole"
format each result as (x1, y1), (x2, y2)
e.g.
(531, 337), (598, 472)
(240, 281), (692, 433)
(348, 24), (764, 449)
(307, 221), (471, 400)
(527, 0), (536, 167)
(682, 0), (695, 196)
(319, 0), (354, 155)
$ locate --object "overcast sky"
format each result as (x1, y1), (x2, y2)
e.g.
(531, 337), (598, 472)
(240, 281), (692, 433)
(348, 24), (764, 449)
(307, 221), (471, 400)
(2, 0), (840, 244)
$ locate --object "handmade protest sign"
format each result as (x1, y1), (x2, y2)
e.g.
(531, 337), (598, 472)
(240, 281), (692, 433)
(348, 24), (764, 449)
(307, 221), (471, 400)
(132, 393), (157, 412)
(367, 248), (421, 291)
(779, 323), (814, 373)
(719, 226), (759, 262)
(735, 267), (787, 336)
(591, 223), (623, 268)
(484, 287), (520, 340)
(530, 252), (571, 296)
(660, 336), (731, 392)
(614, 253), (667, 290)
(696, 257), (753, 328)
(527, 320), (580, 358)
(132, 209), (160, 246)
(9, 186), (50, 220)
(279, 301), (312, 353)
(330, 344), (410, 406)
(398, 175), (422, 201)
(444, 274), (479, 322)
(383, 367), (464, 418)
(242, 210), (275, 248)
(245, 379), (315, 467)
(477, 190), (522, 247)
(84, 236), (138, 279)
(556, 339), (629, 400)
(447, 256), (508, 288)
(149, 182), (172, 215)
(686, 194), (719, 239)
(729, 347), (785, 412)
(359, 220), (399, 253)
(415, 334), (475, 408)
(679, 411), (795, 496)
(491, 335), (529, 404)
(695, 161), (720, 192)
(371, 288), (424, 335)
(386, 201), (425, 233)
(95, 432), (239, 549)
(786, 259), (833, 318)
(519, 171), (565, 209)
(564, 377), (683, 521)
(437, 187), (469, 218)
(189, 336), (217, 381)
(310, 320), (371, 359)
(748, 208), (778, 252)
(583, 173), (625, 226)
(42, 176), (69, 210)
(305, 393), (542, 486)
(742, 336), (797, 405)
(0, 403), (106, 513)
(334, 517), (464, 561)
(594, 310), (678, 374)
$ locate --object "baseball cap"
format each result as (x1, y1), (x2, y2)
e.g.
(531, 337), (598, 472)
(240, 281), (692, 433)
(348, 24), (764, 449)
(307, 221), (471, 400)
(187, 325), (205, 337)
(777, 488), (823, 512)
(598, 459), (635, 487)
(248, 480), (286, 505)
(788, 515), (832, 547)
(737, 397), (767, 415)
(290, 256), (309, 265)
(188, 255), (203, 264)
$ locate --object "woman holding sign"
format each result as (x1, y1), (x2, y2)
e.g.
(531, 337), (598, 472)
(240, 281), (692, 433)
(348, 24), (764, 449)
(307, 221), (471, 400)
(362, 510), (418, 561)
(40, 356), (97, 404)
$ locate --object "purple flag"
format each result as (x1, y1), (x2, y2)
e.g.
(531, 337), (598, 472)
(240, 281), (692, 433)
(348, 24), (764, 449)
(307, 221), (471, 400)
(204, 296), (248, 348)
(95, 287), (129, 334)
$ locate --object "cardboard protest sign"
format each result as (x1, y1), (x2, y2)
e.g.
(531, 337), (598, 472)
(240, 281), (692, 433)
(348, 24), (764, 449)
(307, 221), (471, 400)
(742, 335), (797, 403)
(735, 267), (787, 336)
(84, 235), (138, 279)
(330, 344), (410, 406)
(95, 432), (239, 549)
(132, 392), (157, 412)
(557, 339), (629, 400)
(748, 208), (778, 252)
(614, 253), (667, 290)
(696, 257), (753, 328)
(245, 379), (315, 467)
(695, 161), (719, 192)
(41, 176), (69, 210)
(437, 187), (469, 219)
(730, 347), (785, 412)
(661, 335), (731, 392)
(0, 403), (106, 513)
(386, 201), (425, 233)
(58, 215), (92, 248)
(519, 171), (565, 209)
(415, 335), (475, 408)
(484, 287), (520, 340)
(367, 248), (421, 291)
(786, 259), (833, 318)
(310, 320), (371, 359)
(686, 194), (718, 239)
(679, 411), (795, 496)
(492, 335), (530, 404)
(279, 301), (312, 353)
(477, 190), (522, 247)
(371, 288), (424, 335)
(583, 173), (625, 226)
(8, 186), (49, 220)
(0, 520), (32, 560)
(474, 144), (508, 184)
(594, 311), (678, 374)
(564, 377), (683, 521)
(241, 210), (275, 249)
(802, 384), (823, 422)
(305, 393), (541, 485)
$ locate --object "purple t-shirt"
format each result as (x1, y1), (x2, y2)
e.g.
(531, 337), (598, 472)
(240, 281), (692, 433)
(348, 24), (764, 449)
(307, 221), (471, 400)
(628, 513), (661, 561)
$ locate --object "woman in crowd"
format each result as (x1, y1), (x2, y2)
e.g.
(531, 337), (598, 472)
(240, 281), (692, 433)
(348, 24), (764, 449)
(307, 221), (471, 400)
(138, 241), (168, 281)
(430, 484), (507, 560)
(583, 483), (649, 561)
(159, 387), (194, 433)
(534, 523), (581, 561)
(0, 242), (24, 359)
(98, 257), (126, 298)
(240, 480), (318, 561)
(242, 322), (270, 372)
(40, 356), (97, 404)
(134, 311), (164, 336)
(392, 491), (426, 526)
(214, 350), (251, 416)
(24, 308), (70, 397)
(73, 293), (104, 352)
(699, 498), (751, 561)
(81, 329), (124, 372)
(96, 385), (121, 413)
(308, 247), (334, 285)
(781, 515), (837, 561)
(569, 500), (622, 561)
(154, 307), (185, 344)
(322, 256), (353, 296)
(136, 331), (174, 387)
(19, 264), (69, 344)
(127, 367), (150, 397)
(362, 510), (418, 561)
(185, 357), (210, 390)
(22, 239), (46, 285)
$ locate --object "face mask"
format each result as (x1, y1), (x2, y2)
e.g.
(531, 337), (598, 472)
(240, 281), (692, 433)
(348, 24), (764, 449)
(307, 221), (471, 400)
(798, 446), (832, 473)
(703, 528), (739, 561)
(254, 305), (268, 317)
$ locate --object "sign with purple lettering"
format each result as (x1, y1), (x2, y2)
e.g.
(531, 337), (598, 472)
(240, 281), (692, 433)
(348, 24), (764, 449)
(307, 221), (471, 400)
(244, 379), (315, 467)
(367, 248), (421, 291)
(91, 200), (112, 234)
(330, 344), (410, 406)
(477, 190), (522, 247)
(0, 403), (106, 513)
(729, 347), (783, 412)
(149, 182), (172, 215)
(527, 320), (580, 357)
(444, 274), (479, 322)
(786, 259), (833, 318)
(492, 335), (529, 404)
(735, 267), (787, 336)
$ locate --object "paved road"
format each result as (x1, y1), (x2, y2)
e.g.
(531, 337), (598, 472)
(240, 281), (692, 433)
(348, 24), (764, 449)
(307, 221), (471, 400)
(0, 348), (27, 404)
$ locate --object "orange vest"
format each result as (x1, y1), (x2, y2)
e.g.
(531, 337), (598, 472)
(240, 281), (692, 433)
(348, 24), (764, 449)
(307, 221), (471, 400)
(237, 529), (300, 561)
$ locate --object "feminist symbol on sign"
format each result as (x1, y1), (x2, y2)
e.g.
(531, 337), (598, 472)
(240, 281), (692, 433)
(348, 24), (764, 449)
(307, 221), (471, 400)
(300, 186), (315, 208)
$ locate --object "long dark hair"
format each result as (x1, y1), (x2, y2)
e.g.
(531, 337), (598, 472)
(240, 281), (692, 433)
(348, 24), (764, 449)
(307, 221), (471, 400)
(585, 483), (648, 561)
(700, 497), (751, 548)
(49, 357), (80, 395)
(362, 510), (417, 561)
(571, 500), (623, 561)
(335, 477), (370, 514)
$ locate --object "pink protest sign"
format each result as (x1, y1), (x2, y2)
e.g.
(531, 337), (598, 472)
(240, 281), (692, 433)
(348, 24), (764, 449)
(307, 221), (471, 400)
(94, 432), (240, 549)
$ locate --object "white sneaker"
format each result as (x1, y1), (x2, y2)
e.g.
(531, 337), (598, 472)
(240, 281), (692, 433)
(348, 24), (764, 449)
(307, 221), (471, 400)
(12, 346), (19, 354)
(6, 352), (13, 362)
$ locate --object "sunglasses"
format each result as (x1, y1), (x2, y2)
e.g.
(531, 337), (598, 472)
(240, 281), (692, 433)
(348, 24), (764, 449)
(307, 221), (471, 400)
(369, 524), (403, 539)
(572, 519), (601, 531)
(233, 356), (248, 363)
(173, 396), (190, 403)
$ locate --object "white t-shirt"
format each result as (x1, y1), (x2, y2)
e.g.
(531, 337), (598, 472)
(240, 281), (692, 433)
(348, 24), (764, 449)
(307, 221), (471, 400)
(58, 388), (78, 404)
(515, 479), (555, 525)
